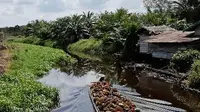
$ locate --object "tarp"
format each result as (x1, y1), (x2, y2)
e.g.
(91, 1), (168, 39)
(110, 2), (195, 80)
(52, 86), (94, 112)
(39, 69), (100, 112)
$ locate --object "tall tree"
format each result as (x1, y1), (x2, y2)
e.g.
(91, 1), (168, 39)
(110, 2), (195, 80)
(49, 15), (90, 49)
(143, 0), (171, 13)
(172, 0), (200, 22)
(24, 20), (50, 39)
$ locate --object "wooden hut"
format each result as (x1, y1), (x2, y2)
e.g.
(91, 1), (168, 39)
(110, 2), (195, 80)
(138, 25), (200, 59)
(138, 26), (176, 56)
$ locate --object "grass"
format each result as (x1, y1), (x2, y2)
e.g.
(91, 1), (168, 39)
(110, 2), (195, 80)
(68, 38), (103, 56)
(70, 51), (102, 61)
(7, 36), (42, 45)
(0, 43), (76, 112)
(7, 36), (56, 48)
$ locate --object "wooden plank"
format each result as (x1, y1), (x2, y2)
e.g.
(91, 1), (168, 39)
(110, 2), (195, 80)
(140, 42), (149, 53)
(152, 52), (173, 59)
(88, 86), (100, 112)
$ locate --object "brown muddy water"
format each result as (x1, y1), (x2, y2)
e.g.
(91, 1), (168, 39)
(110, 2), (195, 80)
(39, 59), (200, 112)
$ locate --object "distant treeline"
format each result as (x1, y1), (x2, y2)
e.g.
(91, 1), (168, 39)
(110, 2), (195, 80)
(0, 25), (25, 36)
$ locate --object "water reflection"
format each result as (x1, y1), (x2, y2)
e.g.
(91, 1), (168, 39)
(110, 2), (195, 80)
(39, 69), (100, 112)
(171, 86), (200, 111)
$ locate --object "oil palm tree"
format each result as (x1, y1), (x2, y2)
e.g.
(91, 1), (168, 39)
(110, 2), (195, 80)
(50, 15), (90, 49)
(82, 11), (96, 30)
(172, 0), (200, 22)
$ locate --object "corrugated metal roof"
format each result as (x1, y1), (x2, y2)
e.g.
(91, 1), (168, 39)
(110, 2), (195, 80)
(144, 31), (200, 43)
(143, 25), (177, 34)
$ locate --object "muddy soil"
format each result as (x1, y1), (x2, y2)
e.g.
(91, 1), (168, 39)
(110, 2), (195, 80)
(0, 45), (10, 74)
(130, 64), (200, 95)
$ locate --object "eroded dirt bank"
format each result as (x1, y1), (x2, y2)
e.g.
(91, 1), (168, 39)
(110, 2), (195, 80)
(0, 45), (10, 74)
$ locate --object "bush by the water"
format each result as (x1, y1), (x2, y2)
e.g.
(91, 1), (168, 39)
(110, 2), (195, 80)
(68, 38), (103, 55)
(188, 60), (200, 88)
(169, 19), (192, 30)
(0, 43), (76, 112)
(170, 49), (200, 72)
(68, 37), (125, 56)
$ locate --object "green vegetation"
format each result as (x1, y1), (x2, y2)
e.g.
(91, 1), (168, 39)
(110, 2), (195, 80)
(3, 6), (197, 57)
(7, 36), (55, 48)
(0, 25), (24, 36)
(143, 0), (200, 23)
(68, 38), (103, 56)
(0, 43), (76, 112)
(1, 0), (200, 90)
(6, 8), (142, 58)
(1, 0), (199, 52)
(188, 60), (200, 88)
(171, 49), (200, 89)
(69, 51), (102, 61)
(170, 49), (200, 72)
(8, 36), (41, 45)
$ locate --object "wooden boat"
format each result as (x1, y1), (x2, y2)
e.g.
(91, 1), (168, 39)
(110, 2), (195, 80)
(88, 82), (138, 112)
(88, 86), (101, 112)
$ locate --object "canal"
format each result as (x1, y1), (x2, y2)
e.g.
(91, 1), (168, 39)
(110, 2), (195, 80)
(39, 56), (200, 112)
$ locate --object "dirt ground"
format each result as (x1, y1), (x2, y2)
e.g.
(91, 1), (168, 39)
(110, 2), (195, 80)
(0, 45), (10, 74)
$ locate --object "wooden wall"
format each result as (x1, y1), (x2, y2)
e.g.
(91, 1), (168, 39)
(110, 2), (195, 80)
(195, 26), (200, 36)
(140, 41), (200, 59)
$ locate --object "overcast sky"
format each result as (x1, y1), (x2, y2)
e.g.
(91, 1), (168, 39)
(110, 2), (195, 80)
(0, 0), (146, 27)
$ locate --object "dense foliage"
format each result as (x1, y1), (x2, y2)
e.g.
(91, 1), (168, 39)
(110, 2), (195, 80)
(9, 8), (179, 58)
(6, 6), (197, 56)
(68, 38), (103, 55)
(143, 0), (200, 22)
(172, 0), (200, 22)
(170, 49), (200, 72)
(171, 49), (200, 89)
(0, 43), (75, 112)
(189, 60), (200, 88)
(0, 25), (24, 36)
(0, 0), (200, 110)
(3, 0), (200, 48)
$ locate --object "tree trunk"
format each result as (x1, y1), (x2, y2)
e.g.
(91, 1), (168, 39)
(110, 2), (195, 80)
(121, 33), (139, 61)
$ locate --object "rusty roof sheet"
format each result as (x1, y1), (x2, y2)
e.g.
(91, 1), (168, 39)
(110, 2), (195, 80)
(144, 31), (200, 43)
(144, 25), (177, 34)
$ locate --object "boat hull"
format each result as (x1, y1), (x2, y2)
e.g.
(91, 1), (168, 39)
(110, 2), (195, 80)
(88, 86), (100, 112)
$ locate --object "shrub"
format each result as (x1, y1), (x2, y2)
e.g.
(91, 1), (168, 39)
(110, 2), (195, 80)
(68, 38), (103, 55)
(43, 40), (55, 48)
(101, 38), (124, 54)
(7, 36), (42, 45)
(170, 19), (192, 30)
(170, 49), (200, 72)
(188, 60), (200, 88)
(7, 36), (57, 48)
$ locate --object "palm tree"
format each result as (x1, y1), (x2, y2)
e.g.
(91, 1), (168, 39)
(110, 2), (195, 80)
(172, 0), (200, 22)
(49, 15), (90, 49)
(82, 11), (97, 37)
(24, 20), (50, 38)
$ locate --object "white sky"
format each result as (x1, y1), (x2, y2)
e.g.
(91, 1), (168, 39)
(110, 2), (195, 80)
(0, 0), (146, 27)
